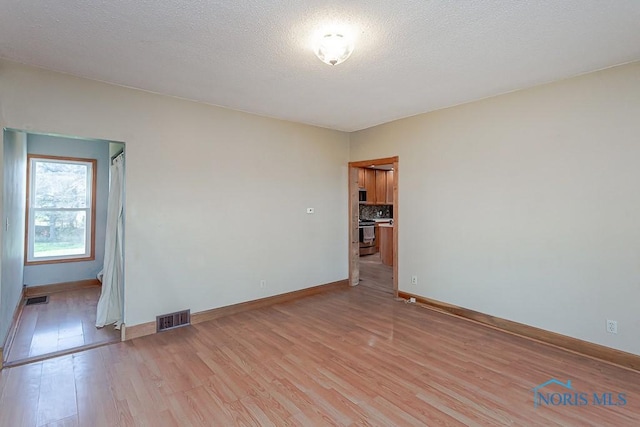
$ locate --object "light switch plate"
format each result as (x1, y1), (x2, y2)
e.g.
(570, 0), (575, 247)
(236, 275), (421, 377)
(306, 208), (314, 214)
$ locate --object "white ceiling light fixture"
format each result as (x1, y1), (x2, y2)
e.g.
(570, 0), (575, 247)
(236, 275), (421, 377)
(314, 33), (354, 66)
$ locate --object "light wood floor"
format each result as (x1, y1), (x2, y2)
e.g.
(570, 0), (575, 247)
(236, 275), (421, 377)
(359, 253), (394, 295)
(1, 285), (639, 426)
(6, 287), (120, 364)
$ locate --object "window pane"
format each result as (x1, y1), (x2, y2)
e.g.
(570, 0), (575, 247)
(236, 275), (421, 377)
(34, 161), (88, 208)
(33, 210), (87, 258)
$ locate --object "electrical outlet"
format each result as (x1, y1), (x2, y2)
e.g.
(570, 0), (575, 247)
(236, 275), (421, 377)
(260, 280), (267, 289)
(411, 275), (418, 285)
(606, 319), (617, 334)
(409, 297), (416, 303)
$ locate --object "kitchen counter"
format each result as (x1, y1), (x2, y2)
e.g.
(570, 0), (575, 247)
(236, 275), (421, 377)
(378, 223), (393, 228)
(379, 224), (393, 266)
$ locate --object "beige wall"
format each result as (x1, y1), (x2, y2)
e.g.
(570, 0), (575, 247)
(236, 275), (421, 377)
(350, 62), (640, 355)
(3, 57), (638, 355)
(0, 59), (350, 328)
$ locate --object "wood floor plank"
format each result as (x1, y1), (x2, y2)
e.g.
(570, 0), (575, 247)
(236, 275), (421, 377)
(168, 386), (230, 426)
(6, 287), (120, 364)
(358, 253), (394, 295)
(36, 356), (78, 426)
(1, 282), (639, 426)
(7, 307), (39, 361)
(131, 409), (180, 427)
(75, 379), (119, 427)
(239, 395), (279, 427)
(43, 415), (78, 427)
(0, 362), (43, 427)
(223, 398), (267, 426)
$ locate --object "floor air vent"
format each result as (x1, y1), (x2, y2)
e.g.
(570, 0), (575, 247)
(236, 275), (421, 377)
(26, 296), (49, 306)
(156, 309), (191, 332)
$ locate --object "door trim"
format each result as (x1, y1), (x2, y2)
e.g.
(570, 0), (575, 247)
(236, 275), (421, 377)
(348, 156), (399, 295)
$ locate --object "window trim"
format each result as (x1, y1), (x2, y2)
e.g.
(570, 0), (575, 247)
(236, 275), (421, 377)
(25, 154), (97, 265)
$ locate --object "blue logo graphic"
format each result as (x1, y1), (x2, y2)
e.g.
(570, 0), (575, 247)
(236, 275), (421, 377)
(533, 378), (627, 408)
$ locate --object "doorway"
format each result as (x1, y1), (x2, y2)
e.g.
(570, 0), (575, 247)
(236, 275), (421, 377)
(348, 156), (399, 296)
(1, 129), (125, 366)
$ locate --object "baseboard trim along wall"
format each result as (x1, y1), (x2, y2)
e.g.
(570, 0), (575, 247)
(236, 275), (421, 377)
(398, 291), (640, 372)
(1, 287), (26, 370)
(25, 279), (101, 297)
(123, 279), (350, 341)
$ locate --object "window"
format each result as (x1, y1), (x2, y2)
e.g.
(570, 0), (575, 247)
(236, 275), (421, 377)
(26, 155), (97, 264)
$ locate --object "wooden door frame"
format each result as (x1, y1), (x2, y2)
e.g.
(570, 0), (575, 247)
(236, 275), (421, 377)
(348, 156), (399, 296)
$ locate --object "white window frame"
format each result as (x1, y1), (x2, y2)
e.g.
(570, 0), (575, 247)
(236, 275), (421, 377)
(26, 155), (97, 265)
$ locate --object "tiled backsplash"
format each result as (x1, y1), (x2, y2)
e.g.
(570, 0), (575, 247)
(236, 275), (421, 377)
(360, 204), (393, 220)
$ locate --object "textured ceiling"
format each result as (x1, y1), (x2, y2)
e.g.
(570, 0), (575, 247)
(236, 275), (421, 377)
(1, 1), (639, 132)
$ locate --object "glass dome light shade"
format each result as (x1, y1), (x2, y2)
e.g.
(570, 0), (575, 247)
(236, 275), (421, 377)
(314, 33), (354, 66)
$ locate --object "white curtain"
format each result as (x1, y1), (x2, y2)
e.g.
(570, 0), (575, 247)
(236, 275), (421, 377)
(96, 153), (124, 329)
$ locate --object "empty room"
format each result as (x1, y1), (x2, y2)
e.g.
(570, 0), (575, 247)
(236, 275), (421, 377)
(1, 1), (639, 426)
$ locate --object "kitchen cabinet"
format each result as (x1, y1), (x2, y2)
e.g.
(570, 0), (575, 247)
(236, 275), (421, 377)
(379, 224), (393, 266)
(375, 170), (387, 205)
(364, 168), (376, 203)
(385, 170), (394, 204)
(358, 167), (394, 205)
(357, 168), (366, 189)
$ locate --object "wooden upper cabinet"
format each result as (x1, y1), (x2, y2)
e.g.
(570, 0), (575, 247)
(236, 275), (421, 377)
(385, 170), (394, 204)
(375, 170), (387, 205)
(357, 168), (366, 189)
(364, 168), (376, 203)
(357, 167), (393, 205)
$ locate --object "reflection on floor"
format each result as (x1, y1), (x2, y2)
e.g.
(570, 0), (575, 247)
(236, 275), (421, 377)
(359, 252), (394, 294)
(6, 286), (120, 364)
